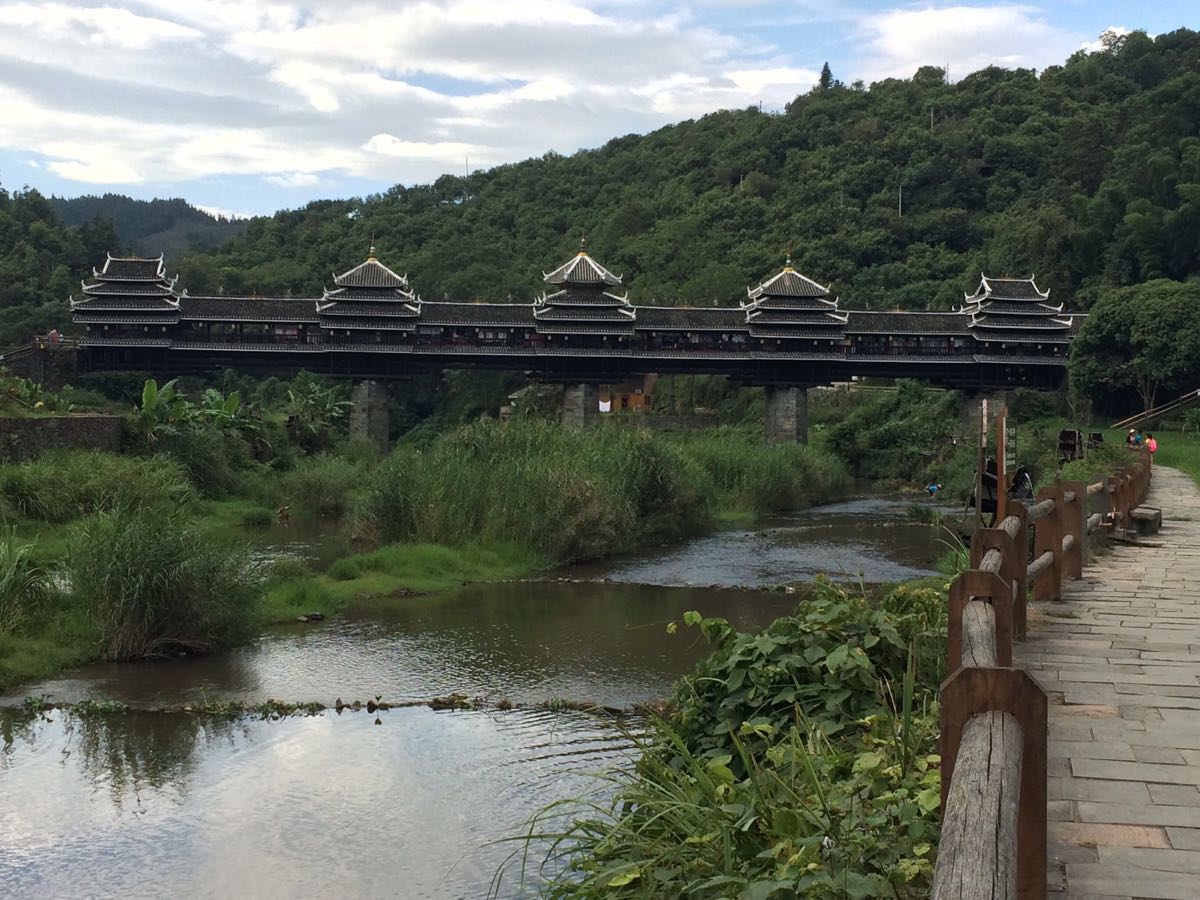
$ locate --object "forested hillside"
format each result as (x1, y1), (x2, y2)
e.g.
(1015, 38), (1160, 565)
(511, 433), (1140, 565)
(0, 187), (117, 346)
(174, 29), (1200, 312)
(50, 195), (249, 259)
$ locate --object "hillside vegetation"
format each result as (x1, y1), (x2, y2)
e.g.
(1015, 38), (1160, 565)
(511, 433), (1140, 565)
(50, 195), (249, 259)
(170, 30), (1200, 313)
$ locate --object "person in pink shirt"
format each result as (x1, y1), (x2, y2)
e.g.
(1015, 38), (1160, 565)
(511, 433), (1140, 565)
(1147, 433), (1158, 455)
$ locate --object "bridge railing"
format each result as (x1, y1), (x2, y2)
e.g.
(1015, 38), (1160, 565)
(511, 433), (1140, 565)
(932, 447), (1153, 899)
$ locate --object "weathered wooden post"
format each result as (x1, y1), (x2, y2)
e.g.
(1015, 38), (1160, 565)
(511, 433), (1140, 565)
(1061, 480), (1087, 580)
(947, 570), (1015, 669)
(936, 668), (1048, 900)
(1032, 483), (1064, 602)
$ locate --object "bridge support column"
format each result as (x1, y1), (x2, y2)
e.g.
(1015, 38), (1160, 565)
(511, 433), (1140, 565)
(561, 383), (599, 427)
(764, 386), (808, 444)
(350, 380), (389, 452)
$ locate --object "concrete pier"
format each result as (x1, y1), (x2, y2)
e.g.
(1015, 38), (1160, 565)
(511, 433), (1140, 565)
(764, 386), (808, 444)
(561, 383), (599, 427)
(350, 379), (389, 451)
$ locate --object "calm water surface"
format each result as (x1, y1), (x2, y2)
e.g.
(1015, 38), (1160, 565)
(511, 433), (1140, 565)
(0, 495), (944, 898)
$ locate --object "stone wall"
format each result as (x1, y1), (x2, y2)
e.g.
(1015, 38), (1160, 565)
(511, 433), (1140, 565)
(0, 414), (125, 462)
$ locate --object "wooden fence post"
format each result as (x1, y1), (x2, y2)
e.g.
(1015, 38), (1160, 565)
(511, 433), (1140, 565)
(1033, 483), (1064, 602)
(947, 569), (1015, 670)
(1061, 480), (1086, 580)
(939, 667), (1047, 900)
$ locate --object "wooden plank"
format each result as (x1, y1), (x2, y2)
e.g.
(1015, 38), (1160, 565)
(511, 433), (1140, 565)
(933, 711), (1022, 900)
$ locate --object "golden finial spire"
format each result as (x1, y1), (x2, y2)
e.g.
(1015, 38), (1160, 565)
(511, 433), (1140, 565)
(785, 244), (793, 269)
(368, 235), (377, 261)
(578, 233), (588, 255)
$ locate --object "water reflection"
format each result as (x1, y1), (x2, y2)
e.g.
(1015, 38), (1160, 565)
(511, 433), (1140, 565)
(0, 707), (634, 900)
(3, 582), (795, 709)
(580, 494), (948, 587)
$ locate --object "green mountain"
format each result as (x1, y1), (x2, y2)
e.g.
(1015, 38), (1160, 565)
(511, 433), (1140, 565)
(176, 29), (1200, 313)
(50, 194), (250, 260)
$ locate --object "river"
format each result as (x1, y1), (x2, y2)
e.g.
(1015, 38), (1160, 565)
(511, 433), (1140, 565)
(0, 496), (946, 899)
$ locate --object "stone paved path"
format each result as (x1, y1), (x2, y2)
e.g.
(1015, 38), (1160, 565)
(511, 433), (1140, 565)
(1017, 465), (1200, 900)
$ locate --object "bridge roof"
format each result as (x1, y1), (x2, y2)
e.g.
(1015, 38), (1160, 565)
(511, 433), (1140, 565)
(845, 311), (966, 334)
(94, 254), (167, 281)
(543, 248), (622, 287)
(181, 296), (319, 323)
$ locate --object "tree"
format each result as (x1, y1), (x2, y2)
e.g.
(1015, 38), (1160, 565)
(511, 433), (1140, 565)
(819, 62), (833, 90)
(1069, 279), (1200, 413)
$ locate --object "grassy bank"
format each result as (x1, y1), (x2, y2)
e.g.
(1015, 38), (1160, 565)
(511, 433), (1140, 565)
(0, 417), (854, 689)
(519, 580), (946, 898)
(260, 542), (544, 621)
(353, 420), (851, 563)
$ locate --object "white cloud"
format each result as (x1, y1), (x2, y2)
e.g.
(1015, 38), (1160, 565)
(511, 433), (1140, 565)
(856, 5), (1086, 83)
(0, 0), (1116, 208)
(194, 203), (252, 220)
(0, 2), (200, 49)
(264, 172), (321, 188)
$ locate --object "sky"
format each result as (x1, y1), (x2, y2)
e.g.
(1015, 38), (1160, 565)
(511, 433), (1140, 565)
(0, 1), (1194, 218)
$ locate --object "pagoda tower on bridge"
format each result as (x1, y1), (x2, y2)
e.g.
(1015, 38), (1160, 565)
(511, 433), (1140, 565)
(316, 245), (420, 334)
(962, 275), (1071, 350)
(70, 254), (180, 335)
(742, 255), (847, 340)
(534, 239), (636, 337)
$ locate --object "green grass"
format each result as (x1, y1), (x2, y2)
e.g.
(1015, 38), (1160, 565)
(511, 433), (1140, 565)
(1146, 436), (1200, 485)
(70, 505), (262, 659)
(0, 450), (193, 523)
(259, 541), (544, 622)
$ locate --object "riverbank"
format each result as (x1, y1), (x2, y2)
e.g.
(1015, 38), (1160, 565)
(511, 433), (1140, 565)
(522, 578), (946, 898)
(0, 416), (855, 691)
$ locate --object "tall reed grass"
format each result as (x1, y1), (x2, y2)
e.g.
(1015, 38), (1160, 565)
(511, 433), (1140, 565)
(0, 450), (193, 523)
(0, 527), (55, 633)
(675, 427), (851, 513)
(279, 453), (367, 518)
(69, 505), (260, 659)
(354, 420), (716, 562)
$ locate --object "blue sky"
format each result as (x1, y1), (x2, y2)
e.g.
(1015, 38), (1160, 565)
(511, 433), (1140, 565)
(0, 1), (1194, 218)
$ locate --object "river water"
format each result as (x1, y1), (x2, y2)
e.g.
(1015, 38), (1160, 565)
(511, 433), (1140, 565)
(0, 496), (945, 899)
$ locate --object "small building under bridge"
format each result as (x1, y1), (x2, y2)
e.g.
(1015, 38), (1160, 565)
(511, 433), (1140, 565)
(68, 244), (1078, 443)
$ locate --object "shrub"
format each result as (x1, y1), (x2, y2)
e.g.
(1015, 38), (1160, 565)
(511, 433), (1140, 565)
(69, 505), (261, 659)
(0, 451), (192, 523)
(155, 427), (258, 498)
(279, 454), (365, 518)
(531, 580), (947, 898)
(678, 427), (851, 513)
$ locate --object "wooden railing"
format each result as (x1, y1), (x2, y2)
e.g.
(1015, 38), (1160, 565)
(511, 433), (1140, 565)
(932, 447), (1153, 899)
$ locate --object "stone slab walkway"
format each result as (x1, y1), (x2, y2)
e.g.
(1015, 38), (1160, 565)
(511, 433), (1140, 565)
(1017, 465), (1200, 900)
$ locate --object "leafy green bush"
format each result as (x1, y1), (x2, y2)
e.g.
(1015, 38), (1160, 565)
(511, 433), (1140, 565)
(69, 505), (261, 659)
(532, 581), (947, 898)
(0, 450), (192, 523)
(823, 381), (963, 483)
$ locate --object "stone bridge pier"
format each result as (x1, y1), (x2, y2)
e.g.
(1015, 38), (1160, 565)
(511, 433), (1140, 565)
(764, 385), (809, 444)
(350, 379), (389, 452)
(561, 383), (599, 427)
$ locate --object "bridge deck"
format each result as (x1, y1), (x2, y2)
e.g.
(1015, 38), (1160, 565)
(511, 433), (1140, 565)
(1019, 466), (1200, 899)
